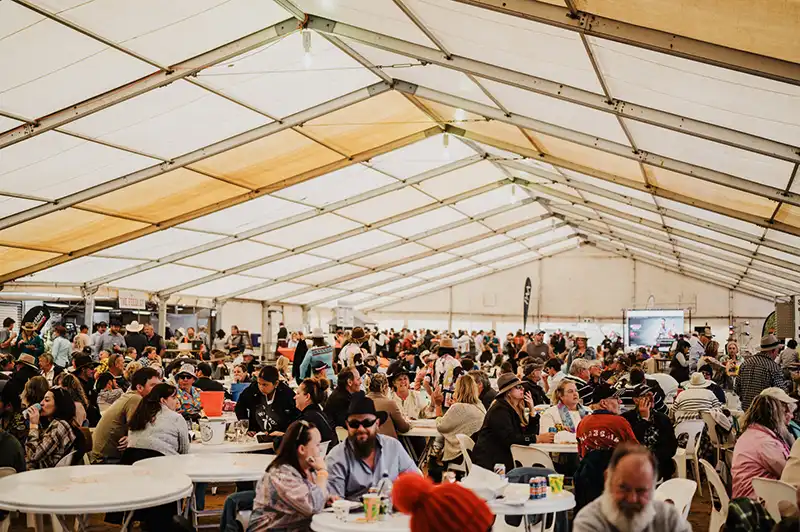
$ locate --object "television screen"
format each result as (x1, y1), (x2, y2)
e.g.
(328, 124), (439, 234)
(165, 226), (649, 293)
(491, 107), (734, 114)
(626, 309), (684, 350)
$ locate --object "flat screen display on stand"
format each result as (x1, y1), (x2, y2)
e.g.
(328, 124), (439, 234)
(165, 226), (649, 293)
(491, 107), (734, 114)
(626, 309), (684, 351)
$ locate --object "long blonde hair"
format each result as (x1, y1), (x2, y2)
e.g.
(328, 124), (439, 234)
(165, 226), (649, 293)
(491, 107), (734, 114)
(453, 374), (480, 405)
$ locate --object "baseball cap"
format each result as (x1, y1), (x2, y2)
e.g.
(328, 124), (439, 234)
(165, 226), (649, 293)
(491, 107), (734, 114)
(591, 383), (623, 404)
(760, 387), (798, 404)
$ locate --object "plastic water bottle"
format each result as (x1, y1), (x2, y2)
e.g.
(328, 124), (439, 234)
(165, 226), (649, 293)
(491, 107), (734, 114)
(376, 472), (393, 516)
(23, 403), (41, 419)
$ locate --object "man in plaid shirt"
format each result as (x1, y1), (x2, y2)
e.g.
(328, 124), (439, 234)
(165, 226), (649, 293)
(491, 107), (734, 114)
(735, 334), (789, 411)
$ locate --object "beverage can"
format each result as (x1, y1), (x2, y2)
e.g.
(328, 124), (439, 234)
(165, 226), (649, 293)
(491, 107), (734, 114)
(529, 478), (536, 500)
(493, 463), (506, 477)
(548, 427), (558, 433)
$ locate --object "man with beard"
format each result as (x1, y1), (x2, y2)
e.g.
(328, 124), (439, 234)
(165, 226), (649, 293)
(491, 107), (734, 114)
(325, 396), (419, 500)
(574, 443), (689, 532)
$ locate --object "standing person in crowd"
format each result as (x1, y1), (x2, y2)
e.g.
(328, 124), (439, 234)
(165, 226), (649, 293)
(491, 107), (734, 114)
(90, 322), (107, 358)
(0, 317), (16, 355)
(731, 390), (796, 499)
(142, 324), (166, 358)
(388, 362), (434, 420)
(565, 332), (596, 372)
(577, 384), (637, 458)
(97, 321), (127, 355)
(25, 388), (86, 469)
(688, 331), (710, 372)
(294, 379), (338, 446)
(292, 330), (309, 383)
(365, 373), (410, 439)
(621, 386), (677, 480)
(212, 329), (227, 353)
(60, 373), (90, 427)
(736, 334), (789, 411)
(37, 352), (63, 386)
(469, 369), (497, 410)
(780, 339), (799, 369)
(324, 368), (363, 429)
(226, 325), (248, 356)
(669, 339), (692, 384)
(174, 364), (203, 420)
(50, 325), (72, 369)
(524, 330), (551, 363)
(540, 380), (592, 435)
(277, 322), (288, 347)
(573, 443), (690, 532)
(472, 374), (547, 472)
(15, 322), (44, 358)
(72, 324), (91, 352)
(434, 336), (460, 390)
(325, 396), (420, 500)
(236, 366), (299, 436)
(339, 328), (367, 369)
(542, 357), (565, 395)
(563, 358), (595, 404)
(124, 321), (147, 358)
(300, 329), (335, 384)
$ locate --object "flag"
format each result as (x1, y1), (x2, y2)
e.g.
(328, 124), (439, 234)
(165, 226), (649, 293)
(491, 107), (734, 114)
(523, 277), (532, 332)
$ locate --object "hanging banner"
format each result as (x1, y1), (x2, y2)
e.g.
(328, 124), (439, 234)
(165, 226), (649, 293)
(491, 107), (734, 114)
(118, 290), (148, 310)
(22, 305), (50, 332)
(523, 277), (532, 332)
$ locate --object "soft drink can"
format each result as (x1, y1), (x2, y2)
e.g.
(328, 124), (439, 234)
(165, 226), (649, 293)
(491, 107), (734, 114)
(493, 463), (506, 477)
(548, 427), (558, 433)
(529, 478), (536, 499)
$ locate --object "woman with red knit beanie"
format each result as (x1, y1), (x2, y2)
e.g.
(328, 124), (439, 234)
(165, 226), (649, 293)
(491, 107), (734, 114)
(392, 473), (495, 532)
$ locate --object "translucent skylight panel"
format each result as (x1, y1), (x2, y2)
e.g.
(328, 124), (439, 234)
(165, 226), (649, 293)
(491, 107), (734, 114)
(96, 229), (222, 261)
(368, 134), (475, 180)
(417, 259), (475, 280)
(180, 275), (267, 298)
(538, 237), (580, 256)
(179, 195), (312, 235)
(0, 196), (44, 218)
(367, 277), (424, 295)
(284, 288), (348, 306)
(656, 198), (765, 236)
(24, 257), (145, 284)
(417, 223), (491, 249)
(312, 230), (399, 259)
(382, 207), (466, 238)
(454, 185), (520, 216)
(481, 203), (549, 231)
(525, 226), (575, 247)
(178, 241), (283, 270)
(253, 214), (361, 249)
(293, 264), (367, 285)
(450, 234), (511, 256)
(472, 242), (528, 263)
(664, 218), (758, 252)
(110, 264), (212, 292)
(240, 282), (309, 301)
(561, 170), (657, 205)
(492, 250), (543, 269)
(417, 160), (505, 200)
(351, 243), (428, 268)
(335, 188), (433, 225)
(242, 254), (331, 279)
(199, 33), (378, 118)
(334, 271), (398, 291)
(387, 253), (457, 274)
(274, 164), (396, 207)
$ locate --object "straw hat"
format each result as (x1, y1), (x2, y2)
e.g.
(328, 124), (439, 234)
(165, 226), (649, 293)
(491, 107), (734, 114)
(439, 336), (455, 349)
(21, 322), (36, 332)
(311, 328), (325, 339)
(760, 334), (780, 351)
(125, 321), (144, 333)
(16, 354), (38, 370)
(686, 372), (711, 388)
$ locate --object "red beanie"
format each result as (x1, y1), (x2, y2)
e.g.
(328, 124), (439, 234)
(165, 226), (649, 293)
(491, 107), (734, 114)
(392, 473), (494, 532)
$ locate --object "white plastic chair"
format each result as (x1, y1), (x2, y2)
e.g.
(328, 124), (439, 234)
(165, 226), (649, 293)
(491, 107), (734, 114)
(701, 412), (734, 468)
(0, 468), (15, 532)
(751, 477), (799, 523)
(54, 450), (77, 468)
(236, 509), (251, 531)
(674, 420), (704, 495)
(455, 434), (474, 475)
(510, 444), (555, 470)
(654, 478), (697, 519)
(335, 426), (348, 443)
(700, 459), (729, 532)
(319, 441), (330, 457)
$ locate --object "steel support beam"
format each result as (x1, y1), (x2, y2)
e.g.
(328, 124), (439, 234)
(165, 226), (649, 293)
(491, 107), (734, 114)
(157, 178), (512, 297)
(0, 82), (391, 232)
(157, 297), (168, 338)
(395, 83), (800, 206)
(451, 0), (800, 87)
(306, 16), (800, 163)
(0, 16), (297, 150)
(85, 154), (484, 289)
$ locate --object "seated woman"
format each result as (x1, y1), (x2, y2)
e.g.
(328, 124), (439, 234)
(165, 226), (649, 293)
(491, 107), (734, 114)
(232, 363), (251, 384)
(21, 375), (49, 409)
(365, 373), (410, 438)
(732, 390), (795, 499)
(388, 362), (434, 420)
(539, 380), (591, 436)
(247, 420), (329, 532)
(294, 379), (338, 447)
(25, 388), (86, 469)
(276, 356), (292, 384)
(174, 364), (203, 420)
(60, 373), (90, 427)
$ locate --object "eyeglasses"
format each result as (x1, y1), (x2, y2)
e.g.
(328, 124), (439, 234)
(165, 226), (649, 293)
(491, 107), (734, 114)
(347, 417), (378, 429)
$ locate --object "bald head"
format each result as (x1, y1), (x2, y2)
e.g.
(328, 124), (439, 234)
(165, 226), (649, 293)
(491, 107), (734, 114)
(605, 444), (656, 518)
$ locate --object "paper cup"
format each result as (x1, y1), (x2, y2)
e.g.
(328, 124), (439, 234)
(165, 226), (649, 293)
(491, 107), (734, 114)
(363, 494), (381, 522)
(548, 473), (564, 494)
(332, 500), (350, 520)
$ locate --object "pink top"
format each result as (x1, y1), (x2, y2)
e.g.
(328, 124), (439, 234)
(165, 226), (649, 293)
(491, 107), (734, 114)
(731, 424), (790, 499)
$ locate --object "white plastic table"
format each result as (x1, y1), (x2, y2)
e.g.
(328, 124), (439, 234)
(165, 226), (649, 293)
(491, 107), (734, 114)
(190, 440), (273, 453)
(311, 512), (411, 532)
(0, 465), (192, 532)
(489, 491), (575, 532)
(398, 419), (438, 464)
(529, 443), (579, 454)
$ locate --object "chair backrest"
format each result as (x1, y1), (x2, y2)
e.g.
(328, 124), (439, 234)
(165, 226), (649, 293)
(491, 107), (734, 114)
(699, 459), (729, 532)
(319, 441), (330, 456)
(456, 434), (474, 475)
(55, 450), (77, 468)
(511, 444), (555, 470)
(700, 413), (721, 445)
(674, 420), (705, 455)
(335, 426), (348, 443)
(751, 477), (799, 522)
(654, 478), (697, 520)
(0, 467), (16, 479)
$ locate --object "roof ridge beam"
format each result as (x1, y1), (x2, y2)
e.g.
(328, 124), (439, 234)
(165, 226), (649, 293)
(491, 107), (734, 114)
(306, 15), (799, 163)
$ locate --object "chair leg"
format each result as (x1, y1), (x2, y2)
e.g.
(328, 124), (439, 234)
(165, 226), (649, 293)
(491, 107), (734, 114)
(51, 514), (63, 532)
(0, 515), (9, 532)
(673, 454), (686, 479)
(691, 458), (703, 496)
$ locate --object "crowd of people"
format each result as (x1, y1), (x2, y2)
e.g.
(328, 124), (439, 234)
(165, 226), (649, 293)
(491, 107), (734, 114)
(2, 318), (800, 532)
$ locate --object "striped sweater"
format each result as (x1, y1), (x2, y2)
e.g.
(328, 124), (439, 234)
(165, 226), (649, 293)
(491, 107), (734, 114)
(670, 387), (721, 423)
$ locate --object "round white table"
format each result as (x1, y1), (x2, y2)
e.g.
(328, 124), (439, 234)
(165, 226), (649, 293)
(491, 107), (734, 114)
(399, 420), (439, 464)
(529, 443), (579, 454)
(190, 440), (273, 453)
(311, 512), (411, 532)
(0, 465), (192, 532)
(489, 491), (575, 515)
(135, 453), (275, 483)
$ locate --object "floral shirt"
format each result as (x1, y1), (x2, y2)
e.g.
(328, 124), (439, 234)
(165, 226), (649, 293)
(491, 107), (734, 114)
(176, 386), (202, 418)
(248, 463), (327, 532)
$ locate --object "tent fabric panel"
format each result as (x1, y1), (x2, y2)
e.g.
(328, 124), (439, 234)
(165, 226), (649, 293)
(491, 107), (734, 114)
(177, 241), (284, 271)
(416, 258), (476, 280)
(0, 132), (157, 200)
(523, 226), (575, 247)
(579, 192), (664, 224)
(763, 229), (800, 250)
(0, 247), (59, 277)
(472, 242), (528, 263)
(252, 214), (362, 248)
(559, 169), (657, 205)
(96, 229), (222, 261)
(0, 209), (147, 254)
(404, 0), (604, 93)
(355, 295), (399, 309)
(66, 80), (271, 159)
(312, 230), (400, 259)
(574, 0), (800, 63)
(109, 264), (213, 292)
(0, 2), (155, 118)
(432, 265), (493, 286)
(240, 282), (310, 301)
(180, 275), (268, 298)
(664, 218), (759, 252)
(334, 271), (398, 291)
(670, 236), (748, 263)
(23, 257), (146, 284)
(654, 197), (767, 236)
(537, 236), (580, 256)
(505, 218), (562, 239)
(417, 160), (506, 200)
(386, 253), (458, 275)
(382, 207), (467, 238)
(481, 203), (549, 231)
(417, 100), (534, 148)
(454, 185), (520, 216)
(366, 277), (425, 294)
(274, 164), (397, 207)
(351, 242), (429, 268)
(301, 91), (435, 156)
(756, 246), (800, 265)
(241, 253), (331, 279)
(480, 79), (631, 145)
(283, 287), (347, 306)
(449, 234), (511, 256)
(772, 205), (800, 230)
(0, 196), (45, 218)
(589, 37), (800, 145)
(79, 168), (249, 223)
(0, 116), (24, 131)
(178, 194), (312, 235)
(189, 128), (343, 189)
(334, 187), (433, 225)
(368, 134), (476, 180)
(198, 33), (379, 118)
(624, 119), (795, 189)
(492, 250), (543, 269)
(293, 263), (367, 285)
(416, 222), (491, 249)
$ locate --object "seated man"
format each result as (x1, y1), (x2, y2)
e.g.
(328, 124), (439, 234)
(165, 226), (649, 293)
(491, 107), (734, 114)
(324, 368), (363, 428)
(577, 384), (637, 458)
(326, 396), (420, 500)
(563, 358), (595, 405)
(618, 369), (667, 414)
(621, 385), (677, 480)
(193, 362), (226, 393)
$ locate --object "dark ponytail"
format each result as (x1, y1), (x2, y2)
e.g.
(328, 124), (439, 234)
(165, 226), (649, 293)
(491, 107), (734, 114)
(129, 383), (177, 432)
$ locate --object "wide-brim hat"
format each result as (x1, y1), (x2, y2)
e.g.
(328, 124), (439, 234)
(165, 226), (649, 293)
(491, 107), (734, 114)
(439, 336), (455, 349)
(175, 363), (197, 379)
(686, 372), (711, 388)
(497, 373), (523, 396)
(573, 331), (588, 340)
(386, 361), (409, 384)
(311, 328), (325, 339)
(16, 354), (38, 369)
(125, 321), (144, 333)
(347, 396), (388, 424)
(21, 322), (36, 332)
(760, 334), (780, 351)
(242, 349), (255, 358)
(73, 354), (100, 371)
(350, 327), (366, 342)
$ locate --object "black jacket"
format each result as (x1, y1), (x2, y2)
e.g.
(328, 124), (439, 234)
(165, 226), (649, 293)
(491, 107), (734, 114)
(235, 381), (299, 434)
(522, 380), (549, 406)
(479, 386), (498, 411)
(124, 332), (148, 357)
(6, 364), (40, 402)
(324, 389), (364, 429)
(195, 377), (225, 393)
(472, 398), (538, 472)
(622, 409), (678, 470)
(292, 341), (309, 382)
(299, 404), (339, 447)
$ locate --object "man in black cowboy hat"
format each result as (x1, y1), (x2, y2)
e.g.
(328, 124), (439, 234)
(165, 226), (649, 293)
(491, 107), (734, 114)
(5, 354), (40, 405)
(325, 396), (419, 500)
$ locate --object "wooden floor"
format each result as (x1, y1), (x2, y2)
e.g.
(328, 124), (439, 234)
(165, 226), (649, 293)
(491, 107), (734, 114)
(5, 484), (713, 531)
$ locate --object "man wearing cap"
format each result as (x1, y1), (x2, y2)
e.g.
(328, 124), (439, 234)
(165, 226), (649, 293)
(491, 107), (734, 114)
(735, 333), (789, 411)
(325, 396), (420, 500)
(520, 363), (549, 406)
(688, 330), (710, 372)
(523, 330), (552, 364)
(434, 336), (461, 390)
(123, 321), (147, 358)
(14, 322), (44, 358)
(576, 384), (637, 458)
(96, 321), (127, 356)
(621, 385), (677, 480)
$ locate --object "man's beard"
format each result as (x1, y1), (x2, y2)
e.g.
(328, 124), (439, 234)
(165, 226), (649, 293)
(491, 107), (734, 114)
(599, 476), (656, 532)
(349, 432), (377, 459)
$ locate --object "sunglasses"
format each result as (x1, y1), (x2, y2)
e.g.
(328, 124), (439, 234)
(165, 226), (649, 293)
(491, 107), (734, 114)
(347, 417), (378, 429)
(178, 375), (194, 380)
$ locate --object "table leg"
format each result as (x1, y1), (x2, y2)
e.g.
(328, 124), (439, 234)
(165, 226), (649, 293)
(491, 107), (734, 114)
(34, 514), (44, 532)
(119, 511), (134, 532)
(400, 436), (418, 463)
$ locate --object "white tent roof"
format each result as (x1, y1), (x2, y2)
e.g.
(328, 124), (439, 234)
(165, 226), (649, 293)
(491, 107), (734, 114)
(1, 0), (798, 310)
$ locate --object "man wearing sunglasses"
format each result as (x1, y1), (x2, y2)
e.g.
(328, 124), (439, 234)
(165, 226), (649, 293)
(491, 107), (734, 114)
(326, 396), (419, 500)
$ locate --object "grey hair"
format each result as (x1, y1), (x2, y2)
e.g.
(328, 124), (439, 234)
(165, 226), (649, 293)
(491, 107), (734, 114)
(468, 369), (490, 390)
(39, 352), (54, 364)
(569, 358), (590, 376)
